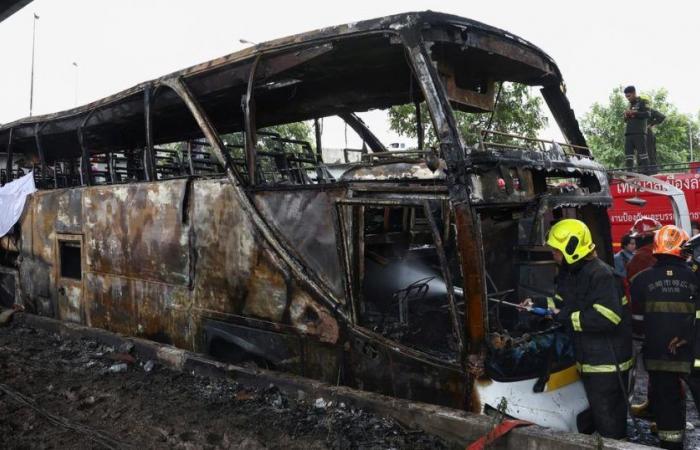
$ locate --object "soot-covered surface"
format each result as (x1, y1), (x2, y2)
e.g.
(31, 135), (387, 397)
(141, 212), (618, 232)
(0, 315), (446, 449)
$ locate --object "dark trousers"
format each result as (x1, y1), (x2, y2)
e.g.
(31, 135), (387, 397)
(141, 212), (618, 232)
(625, 133), (650, 172)
(684, 370), (700, 414)
(649, 371), (685, 449)
(646, 131), (658, 171)
(581, 371), (629, 439)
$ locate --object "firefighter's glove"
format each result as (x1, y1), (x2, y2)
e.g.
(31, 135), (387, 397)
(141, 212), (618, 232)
(667, 337), (688, 355)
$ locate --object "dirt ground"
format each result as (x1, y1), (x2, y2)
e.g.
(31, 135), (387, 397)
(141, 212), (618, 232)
(7, 314), (700, 450)
(0, 315), (446, 450)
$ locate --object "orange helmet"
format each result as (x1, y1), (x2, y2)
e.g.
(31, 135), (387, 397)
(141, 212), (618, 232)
(653, 225), (689, 257)
(630, 217), (662, 238)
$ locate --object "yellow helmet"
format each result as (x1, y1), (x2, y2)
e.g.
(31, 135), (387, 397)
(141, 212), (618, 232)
(546, 219), (596, 264)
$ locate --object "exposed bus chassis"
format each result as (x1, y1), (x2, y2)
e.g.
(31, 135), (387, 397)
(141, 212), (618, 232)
(0, 11), (613, 430)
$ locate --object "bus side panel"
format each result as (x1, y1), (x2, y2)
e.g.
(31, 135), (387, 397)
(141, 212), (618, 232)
(83, 180), (191, 286)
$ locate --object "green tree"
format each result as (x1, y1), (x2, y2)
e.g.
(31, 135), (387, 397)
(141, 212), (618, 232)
(221, 121), (314, 158)
(581, 87), (700, 168)
(222, 122), (313, 148)
(388, 82), (548, 146)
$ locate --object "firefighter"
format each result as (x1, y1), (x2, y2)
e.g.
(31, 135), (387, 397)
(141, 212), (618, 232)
(546, 219), (633, 439)
(628, 217), (663, 280)
(627, 217), (662, 417)
(681, 234), (700, 415)
(630, 225), (696, 449)
(628, 217), (662, 329)
(623, 86), (652, 172)
(646, 108), (666, 173)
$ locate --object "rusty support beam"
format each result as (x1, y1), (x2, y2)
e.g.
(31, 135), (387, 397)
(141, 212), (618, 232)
(401, 32), (488, 380)
(186, 140), (195, 176)
(422, 201), (465, 357)
(314, 118), (323, 163)
(453, 203), (487, 349)
(77, 111), (96, 186)
(415, 101), (424, 150)
(4, 128), (13, 184)
(143, 86), (157, 182)
(335, 204), (358, 324)
(244, 55), (261, 185)
(33, 123), (47, 186)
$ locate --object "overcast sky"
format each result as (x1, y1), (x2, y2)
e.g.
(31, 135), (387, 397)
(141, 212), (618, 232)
(1, 0), (698, 147)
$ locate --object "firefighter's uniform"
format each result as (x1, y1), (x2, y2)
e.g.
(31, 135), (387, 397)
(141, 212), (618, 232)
(625, 96), (652, 171)
(628, 217), (663, 338)
(682, 236), (700, 418)
(547, 219), (633, 439)
(631, 226), (697, 449)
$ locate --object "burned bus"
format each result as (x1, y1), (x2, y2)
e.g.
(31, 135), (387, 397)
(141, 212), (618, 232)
(0, 12), (612, 432)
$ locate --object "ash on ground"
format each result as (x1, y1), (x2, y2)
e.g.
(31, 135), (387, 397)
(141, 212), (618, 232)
(0, 316), (446, 449)
(629, 342), (700, 449)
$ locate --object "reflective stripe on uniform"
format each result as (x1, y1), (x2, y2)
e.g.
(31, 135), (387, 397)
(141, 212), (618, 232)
(547, 295), (563, 310)
(632, 314), (644, 321)
(696, 310), (700, 319)
(645, 301), (695, 314)
(576, 358), (634, 373)
(695, 359), (700, 368)
(658, 429), (684, 443)
(645, 359), (692, 372)
(621, 295), (629, 306)
(592, 304), (621, 325)
(571, 311), (582, 332)
(546, 297), (556, 310)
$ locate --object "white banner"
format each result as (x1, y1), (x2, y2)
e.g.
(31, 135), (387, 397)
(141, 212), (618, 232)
(0, 172), (37, 238)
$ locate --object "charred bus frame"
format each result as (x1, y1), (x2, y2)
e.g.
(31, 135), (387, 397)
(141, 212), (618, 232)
(0, 11), (613, 430)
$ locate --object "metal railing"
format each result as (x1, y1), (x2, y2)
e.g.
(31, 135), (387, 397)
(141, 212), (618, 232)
(477, 129), (592, 158)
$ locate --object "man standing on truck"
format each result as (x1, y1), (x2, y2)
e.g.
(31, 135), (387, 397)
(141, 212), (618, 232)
(624, 86), (652, 173)
(546, 219), (633, 439)
(631, 225), (696, 450)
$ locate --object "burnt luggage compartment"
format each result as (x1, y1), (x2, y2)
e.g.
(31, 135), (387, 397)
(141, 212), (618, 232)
(0, 11), (613, 430)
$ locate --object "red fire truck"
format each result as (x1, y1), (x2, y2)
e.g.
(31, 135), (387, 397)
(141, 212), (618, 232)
(609, 163), (700, 249)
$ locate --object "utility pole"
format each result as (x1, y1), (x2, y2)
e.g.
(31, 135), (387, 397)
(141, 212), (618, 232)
(29, 13), (39, 116)
(72, 62), (78, 106)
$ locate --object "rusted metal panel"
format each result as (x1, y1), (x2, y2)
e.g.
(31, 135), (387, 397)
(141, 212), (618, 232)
(191, 178), (259, 314)
(344, 328), (466, 410)
(57, 283), (82, 322)
(55, 189), (83, 233)
(289, 287), (339, 345)
(253, 187), (347, 300)
(241, 253), (289, 322)
(83, 179), (190, 286)
(85, 272), (193, 349)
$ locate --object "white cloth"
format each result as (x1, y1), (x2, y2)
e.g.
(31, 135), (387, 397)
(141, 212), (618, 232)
(0, 172), (37, 238)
